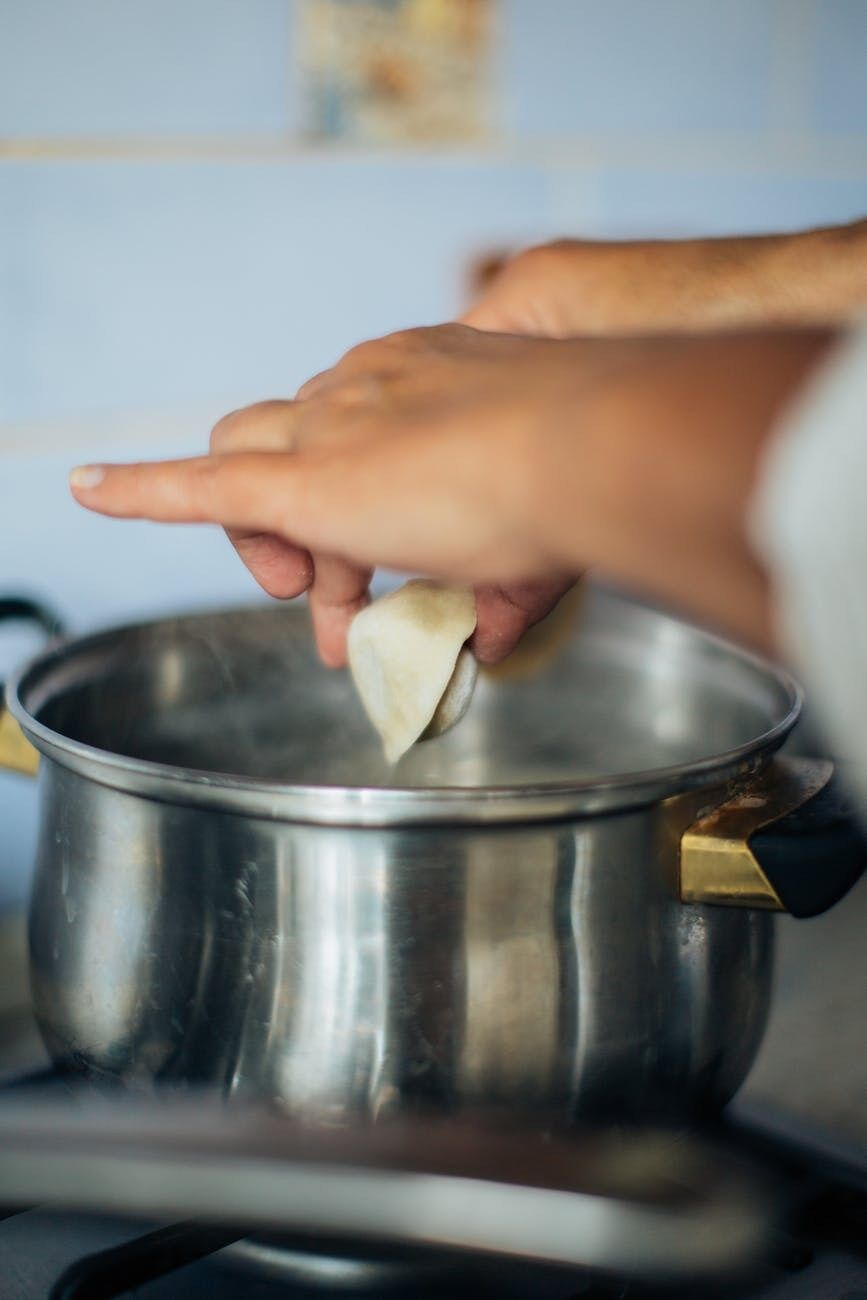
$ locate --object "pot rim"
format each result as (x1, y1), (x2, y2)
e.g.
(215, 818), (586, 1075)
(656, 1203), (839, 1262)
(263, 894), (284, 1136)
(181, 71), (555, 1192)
(6, 604), (803, 827)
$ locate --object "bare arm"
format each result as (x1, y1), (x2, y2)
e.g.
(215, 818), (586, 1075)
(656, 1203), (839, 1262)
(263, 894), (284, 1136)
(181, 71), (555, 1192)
(463, 220), (867, 337)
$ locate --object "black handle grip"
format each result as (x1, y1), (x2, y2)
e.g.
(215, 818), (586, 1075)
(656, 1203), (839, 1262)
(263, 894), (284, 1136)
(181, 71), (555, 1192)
(0, 596), (64, 641)
(751, 772), (866, 918)
(0, 596), (64, 692)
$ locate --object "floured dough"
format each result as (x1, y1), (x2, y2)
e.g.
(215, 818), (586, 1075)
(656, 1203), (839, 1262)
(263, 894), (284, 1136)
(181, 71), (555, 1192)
(348, 580), (478, 763)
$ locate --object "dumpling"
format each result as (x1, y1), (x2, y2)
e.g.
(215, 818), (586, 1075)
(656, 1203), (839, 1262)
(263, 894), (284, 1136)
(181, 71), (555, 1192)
(348, 580), (477, 763)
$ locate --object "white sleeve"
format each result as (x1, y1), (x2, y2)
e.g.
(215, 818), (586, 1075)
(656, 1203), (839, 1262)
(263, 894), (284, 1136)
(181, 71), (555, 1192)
(749, 326), (867, 801)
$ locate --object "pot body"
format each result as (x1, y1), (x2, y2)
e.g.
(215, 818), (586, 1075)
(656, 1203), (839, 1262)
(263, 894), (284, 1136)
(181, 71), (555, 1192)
(30, 759), (772, 1122)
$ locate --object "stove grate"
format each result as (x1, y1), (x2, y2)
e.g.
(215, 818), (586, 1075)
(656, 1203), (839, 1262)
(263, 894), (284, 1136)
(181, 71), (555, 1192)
(48, 1222), (244, 1300)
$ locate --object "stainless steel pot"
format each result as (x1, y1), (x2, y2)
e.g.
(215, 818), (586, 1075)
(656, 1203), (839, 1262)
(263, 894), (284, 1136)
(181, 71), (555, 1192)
(3, 586), (863, 1123)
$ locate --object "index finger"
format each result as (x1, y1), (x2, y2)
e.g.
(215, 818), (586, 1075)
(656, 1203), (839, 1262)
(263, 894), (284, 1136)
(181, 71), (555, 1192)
(69, 455), (309, 535)
(70, 454), (369, 664)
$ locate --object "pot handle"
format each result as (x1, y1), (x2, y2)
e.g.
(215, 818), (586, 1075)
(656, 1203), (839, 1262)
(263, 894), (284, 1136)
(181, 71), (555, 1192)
(680, 757), (866, 918)
(0, 596), (64, 777)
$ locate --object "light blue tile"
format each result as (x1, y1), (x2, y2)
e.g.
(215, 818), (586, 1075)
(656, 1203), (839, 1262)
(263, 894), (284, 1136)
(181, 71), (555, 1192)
(0, 158), (548, 422)
(0, 0), (293, 136)
(812, 0), (867, 133)
(539, 165), (604, 237)
(594, 169), (867, 237)
(502, 0), (774, 135)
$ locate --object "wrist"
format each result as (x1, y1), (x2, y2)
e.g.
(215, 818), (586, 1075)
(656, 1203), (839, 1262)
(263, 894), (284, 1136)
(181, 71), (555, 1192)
(531, 332), (835, 647)
(694, 221), (867, 328)
(769, 221), (867, 323)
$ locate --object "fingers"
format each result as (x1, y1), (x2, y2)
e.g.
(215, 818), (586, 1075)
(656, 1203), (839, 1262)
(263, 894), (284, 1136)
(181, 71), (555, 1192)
(210, 402), (313, 598)
(69, 455), (307, 531)
(212, 404), (372, 660)
(307, 555), (373, 668)
(471, 577), (577, 664)
(209, 401), (373, 657)
(69, 449), (387, 567)
(295, 341), (390, 402)
(227, 530), (314, 599)
(295, 327), (449, 402)
(69, 455), (375, 668)
(209, 401), (298, 454)
(295, 368), (337, 401)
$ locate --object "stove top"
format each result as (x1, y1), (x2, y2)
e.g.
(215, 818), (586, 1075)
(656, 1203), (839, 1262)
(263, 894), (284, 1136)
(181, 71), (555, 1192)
(0, 872), (863, 1300)
(0, 1082), (863, 1300)
(0, 1183), (864, 1298)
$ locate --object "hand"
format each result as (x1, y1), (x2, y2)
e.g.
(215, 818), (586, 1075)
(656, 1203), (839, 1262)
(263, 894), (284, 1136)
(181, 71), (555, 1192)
(463, 223), (867, 338)
(69, 323), (833, 657)
(206, 336), (577, 667)
(209, 391), (575, 666)
(76, 326), (582, 667)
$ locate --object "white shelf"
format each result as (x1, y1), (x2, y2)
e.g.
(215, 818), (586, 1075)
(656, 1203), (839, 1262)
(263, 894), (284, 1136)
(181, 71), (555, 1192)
(3, 132), (867, 178)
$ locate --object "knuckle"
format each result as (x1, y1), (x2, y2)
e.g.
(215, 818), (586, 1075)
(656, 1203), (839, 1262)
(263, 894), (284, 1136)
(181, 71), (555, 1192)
(340, 337), (383, 367)
(209, 401), (282, 452)
(331, 374), (386, 407)
(192, 454), (231, 508)
(209, 409), (244, 452)
(384, 328), (417, 348)
(373, 328), (425, 356)
(296, 370), (332, 400)
(338, 328), (427, 374)
(509, 246), (536, 268)
(509, 245), (546, 275)
(517, 241), (569, 272)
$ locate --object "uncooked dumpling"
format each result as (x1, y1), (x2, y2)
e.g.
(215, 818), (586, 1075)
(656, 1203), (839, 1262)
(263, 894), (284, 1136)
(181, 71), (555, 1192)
(348, 580), (478, 763)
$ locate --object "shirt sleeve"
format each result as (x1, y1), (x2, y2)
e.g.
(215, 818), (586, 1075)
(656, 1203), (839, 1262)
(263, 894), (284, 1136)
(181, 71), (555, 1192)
(749, 325), (867, 802)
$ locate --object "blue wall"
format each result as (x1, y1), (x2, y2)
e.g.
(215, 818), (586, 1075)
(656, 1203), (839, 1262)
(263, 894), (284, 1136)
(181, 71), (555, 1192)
(1, 0), (866, 426)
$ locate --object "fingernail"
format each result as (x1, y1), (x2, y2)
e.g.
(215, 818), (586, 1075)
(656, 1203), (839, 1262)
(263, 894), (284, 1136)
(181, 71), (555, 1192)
(69, 465), (106, 490)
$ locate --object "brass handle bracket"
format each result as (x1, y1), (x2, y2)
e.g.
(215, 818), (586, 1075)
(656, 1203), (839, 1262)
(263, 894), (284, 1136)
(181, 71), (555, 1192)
(680, 758), (833, 910)
(0, 708), (40, 777)
(0, 595), (63, 779)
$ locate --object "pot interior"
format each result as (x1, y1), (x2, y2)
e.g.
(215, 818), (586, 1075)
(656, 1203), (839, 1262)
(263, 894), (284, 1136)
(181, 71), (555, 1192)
(15, 586), (798, 793)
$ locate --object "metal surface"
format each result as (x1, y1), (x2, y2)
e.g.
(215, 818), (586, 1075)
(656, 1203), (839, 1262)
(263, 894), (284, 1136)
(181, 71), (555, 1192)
(28, 757), (775, 1120)
(14, 586), (796, 1120)
(3, 880), (867, 1299)
(0, 1098), (776, 1279)
(680, 758), (833, 909)
(7, 586), (801, 824)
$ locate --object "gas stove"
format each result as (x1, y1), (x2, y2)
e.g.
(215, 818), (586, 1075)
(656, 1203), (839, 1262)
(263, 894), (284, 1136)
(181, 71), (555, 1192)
(0, 1060), (864, 1300)
(0, 1115), (864, 1299)
(0, 869), (864, 1300)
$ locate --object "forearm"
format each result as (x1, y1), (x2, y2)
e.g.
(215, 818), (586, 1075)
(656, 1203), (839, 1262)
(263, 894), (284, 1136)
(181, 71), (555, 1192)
(676, 220), (867, 328)
(532, 330), (838, 650)
(484, 221), (867, 338)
